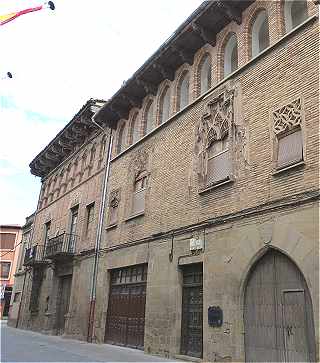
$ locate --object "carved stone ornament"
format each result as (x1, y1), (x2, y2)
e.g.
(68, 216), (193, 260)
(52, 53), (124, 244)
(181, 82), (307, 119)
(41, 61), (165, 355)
(273, 98), (302, 135)
(69, 192), (81, 208)
(44, 212), (52, 223)
(109, 189), (120, 209)
(194, 89), (234, 180)
(132, 149), (148, 177)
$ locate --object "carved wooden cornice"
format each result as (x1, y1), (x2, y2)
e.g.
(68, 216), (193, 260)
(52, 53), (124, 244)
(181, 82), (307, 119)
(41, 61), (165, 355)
(94, 1), (253, 128)
(29, 99), (106, 178)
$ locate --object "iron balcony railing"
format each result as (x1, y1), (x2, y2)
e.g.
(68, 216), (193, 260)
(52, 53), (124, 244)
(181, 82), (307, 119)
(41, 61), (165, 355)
(44, 233), (78, 259)
(24, 245), (46, 266)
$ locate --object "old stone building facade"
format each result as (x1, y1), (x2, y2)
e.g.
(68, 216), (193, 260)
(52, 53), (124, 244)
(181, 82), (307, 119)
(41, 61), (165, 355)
(12, 1), (319, 362)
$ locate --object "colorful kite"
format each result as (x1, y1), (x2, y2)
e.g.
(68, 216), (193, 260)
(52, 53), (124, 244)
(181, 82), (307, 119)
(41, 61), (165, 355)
(0, 1), (55, 26)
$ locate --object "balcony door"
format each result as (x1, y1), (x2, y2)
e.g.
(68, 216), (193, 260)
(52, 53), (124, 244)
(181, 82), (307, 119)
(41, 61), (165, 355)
(68, 207), (78, 252)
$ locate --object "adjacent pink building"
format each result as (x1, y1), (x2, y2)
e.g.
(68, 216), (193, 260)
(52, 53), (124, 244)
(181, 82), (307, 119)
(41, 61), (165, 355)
(0, 225), (22, 319)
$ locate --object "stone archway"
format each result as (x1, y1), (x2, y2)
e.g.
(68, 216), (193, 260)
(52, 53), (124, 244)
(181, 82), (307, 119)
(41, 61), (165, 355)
(244, 249), (316, 362)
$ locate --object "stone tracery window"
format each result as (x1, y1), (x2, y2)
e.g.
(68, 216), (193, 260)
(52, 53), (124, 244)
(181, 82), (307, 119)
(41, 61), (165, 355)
(159, 86), (171, 125)
(251, 10), (270, 58)
(284, 0), (308, 33)
(195, 90), (234, 190)
(177, 71), (190, 111)
(273, 98), (304, 170)
(224, 34), (238, 77)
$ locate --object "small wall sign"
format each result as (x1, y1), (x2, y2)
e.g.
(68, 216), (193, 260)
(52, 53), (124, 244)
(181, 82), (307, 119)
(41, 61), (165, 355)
(208, 306), (223, 327)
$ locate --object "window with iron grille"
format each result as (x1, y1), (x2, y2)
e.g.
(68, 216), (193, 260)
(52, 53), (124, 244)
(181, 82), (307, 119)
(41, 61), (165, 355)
(0, 233), (16, 250)
(132, 173), (148, 215)
(0, 261), (11, 279)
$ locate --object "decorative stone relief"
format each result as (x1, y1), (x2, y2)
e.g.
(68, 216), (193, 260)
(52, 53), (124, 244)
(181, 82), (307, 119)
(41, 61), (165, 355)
(44, 212), (52, 223)
(273, 98), (302, 135)
(109, 189), (120, 208)
(132, 149), (149, 177)
(69, 192), (81, 208)
(194, 88), (234, 182)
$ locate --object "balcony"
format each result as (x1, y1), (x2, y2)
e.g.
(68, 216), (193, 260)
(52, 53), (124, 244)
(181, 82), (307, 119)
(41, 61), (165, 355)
(44, 233), (78, 260)
(24, 245), (47, 266)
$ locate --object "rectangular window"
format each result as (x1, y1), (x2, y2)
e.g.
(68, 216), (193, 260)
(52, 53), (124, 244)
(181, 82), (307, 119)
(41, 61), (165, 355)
(132, 175), (147, 214)
(277, 129), (303, 169)
(0, 261), (11, 279)
(0, 233), (16, 250)
(85, 203), (95, 237)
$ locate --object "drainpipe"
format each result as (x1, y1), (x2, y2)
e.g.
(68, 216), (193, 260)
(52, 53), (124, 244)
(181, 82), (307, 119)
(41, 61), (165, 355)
(87, 118), (113, 343)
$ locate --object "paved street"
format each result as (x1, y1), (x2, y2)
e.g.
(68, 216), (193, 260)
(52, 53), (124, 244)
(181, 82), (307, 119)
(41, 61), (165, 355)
(1, 321), (177, 362)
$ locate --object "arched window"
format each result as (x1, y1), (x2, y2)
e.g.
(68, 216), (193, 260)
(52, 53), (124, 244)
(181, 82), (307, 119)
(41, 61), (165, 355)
(224, 34), (238, 77)
(130, 112), (140, 144)
(251, 10), (270, 58)
(284, 0), (308, 32)
(143, 100), (155, 135)
(177, 71), (190, 111)
(199, 55), (212, 95)
(159, 86), (170, 124)
(116, 123), (125, 154)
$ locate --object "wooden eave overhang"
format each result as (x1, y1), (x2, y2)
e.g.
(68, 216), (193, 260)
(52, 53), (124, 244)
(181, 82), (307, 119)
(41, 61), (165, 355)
(94, 0), (254, 129)
(29, 98), (106, 178)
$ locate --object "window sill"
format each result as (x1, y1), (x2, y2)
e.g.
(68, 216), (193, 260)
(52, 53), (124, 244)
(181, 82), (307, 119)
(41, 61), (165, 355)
(125, 211), (145, 222)
(105, 223), (118, 231)
(273, 161), (305, 176)
(199, 178), (233, 194)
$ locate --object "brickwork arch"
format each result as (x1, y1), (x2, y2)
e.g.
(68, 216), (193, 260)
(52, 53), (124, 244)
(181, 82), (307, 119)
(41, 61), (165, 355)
(156, 79), (172, 126)
(127, 108), (141, 145)
(174, 64), (192, 113)
(115, 119), (127, 155)
(141, 96), (156, 136)
(243, 3), (271, 60)
(193, 45), (214, 98)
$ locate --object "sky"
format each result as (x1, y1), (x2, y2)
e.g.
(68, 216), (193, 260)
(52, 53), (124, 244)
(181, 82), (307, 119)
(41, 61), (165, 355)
(0, 0), (203, 226)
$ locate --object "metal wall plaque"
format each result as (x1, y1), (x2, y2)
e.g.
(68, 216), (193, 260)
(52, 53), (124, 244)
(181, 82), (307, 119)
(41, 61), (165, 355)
(208, 306), (223, 327)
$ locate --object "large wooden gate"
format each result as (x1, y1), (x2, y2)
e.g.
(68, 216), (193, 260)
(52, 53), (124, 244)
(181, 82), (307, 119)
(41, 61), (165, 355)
(181, 263), (203, 358)
(56, 274), (72, 335)
(244, 249), (316, 362)
(105, 264), (147, 349)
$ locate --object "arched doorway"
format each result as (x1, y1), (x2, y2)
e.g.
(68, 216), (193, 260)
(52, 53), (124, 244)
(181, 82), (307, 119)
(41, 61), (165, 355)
(244, 249), (315, 362)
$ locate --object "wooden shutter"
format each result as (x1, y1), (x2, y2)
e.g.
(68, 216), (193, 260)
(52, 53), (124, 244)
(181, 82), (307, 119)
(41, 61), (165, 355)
(277, 130), (303, 168)
(0, 233), (15, 249)
(207, 150), (231, 185)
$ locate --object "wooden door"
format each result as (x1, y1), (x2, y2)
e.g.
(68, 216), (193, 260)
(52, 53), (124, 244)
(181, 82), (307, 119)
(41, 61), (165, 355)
(244, 250), (315, 362)
(105, 264), (147, 349)
(56, 275), (72, 335)
(181, 263), (203, 358)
